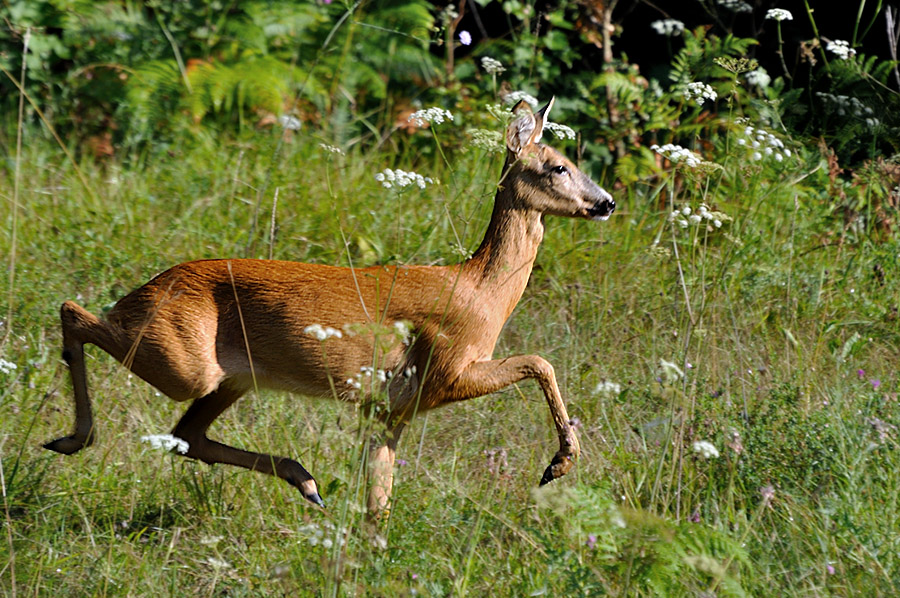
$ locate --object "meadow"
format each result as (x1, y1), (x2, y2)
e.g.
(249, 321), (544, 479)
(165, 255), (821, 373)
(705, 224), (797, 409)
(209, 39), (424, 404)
(2, 1), (900, 596)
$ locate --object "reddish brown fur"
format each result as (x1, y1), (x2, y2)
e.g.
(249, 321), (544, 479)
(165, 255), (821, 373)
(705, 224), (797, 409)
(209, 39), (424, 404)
(46, 99), (615, 516)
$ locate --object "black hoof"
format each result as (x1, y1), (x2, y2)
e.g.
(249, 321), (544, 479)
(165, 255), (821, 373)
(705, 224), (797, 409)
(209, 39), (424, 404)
(539, 464), (556, 486)
(305, 492), (325, 508)
(43, 436), (89, 455)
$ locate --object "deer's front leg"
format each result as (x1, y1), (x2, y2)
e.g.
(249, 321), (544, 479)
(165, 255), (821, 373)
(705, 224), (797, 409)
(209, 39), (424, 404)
(446, 355), (580, 485)
(366, 422), (405, 519)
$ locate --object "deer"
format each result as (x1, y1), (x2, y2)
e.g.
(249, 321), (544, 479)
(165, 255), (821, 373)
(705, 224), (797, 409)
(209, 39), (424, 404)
(44, 98), (615, 517)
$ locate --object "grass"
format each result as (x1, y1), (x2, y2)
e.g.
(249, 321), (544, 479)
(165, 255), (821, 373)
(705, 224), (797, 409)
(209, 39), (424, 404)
(1, 116), (899, 596)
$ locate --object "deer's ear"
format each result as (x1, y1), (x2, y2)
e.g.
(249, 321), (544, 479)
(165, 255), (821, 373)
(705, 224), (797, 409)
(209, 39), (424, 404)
(506, 100), (537, 156)
(531, 96), (555, 145)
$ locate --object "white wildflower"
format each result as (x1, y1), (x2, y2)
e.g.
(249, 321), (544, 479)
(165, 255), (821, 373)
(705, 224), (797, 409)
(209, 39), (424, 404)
(467, 128), (504, 153)
(278, 115), (302, 131)
(692, 440), (720, 459)
(651, 143), (702, 168)
(504, 90), (539, 108)
(481, 56), (506, 75)
(689, 214), (702, 224)
(738, 124), (791, 164)
(304, 323), (343, 341)
(206, 557), (232, 570)
(318, 143), (344, 155)
(459, 30), (472, 46)
(408, 107), (454, 127)
(544, 122), (576, 140)
(594, 380), (622, 396)
(650, 19), (684, 36)
(140, 434), (189, 454)
(718, 0), (752, 13)
(826, 39), (856, 60)
(744, 68), (771, 88)
(0, 358), (16, 375)
(659, 358), (684, 382)
(374, 168), (434, 190)
(765, 8), (793, 21)
(683, 82), (717, 105)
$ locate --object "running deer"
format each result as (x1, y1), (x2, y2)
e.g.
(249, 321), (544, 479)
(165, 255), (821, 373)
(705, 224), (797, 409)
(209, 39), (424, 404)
(45, 98), (615, 516)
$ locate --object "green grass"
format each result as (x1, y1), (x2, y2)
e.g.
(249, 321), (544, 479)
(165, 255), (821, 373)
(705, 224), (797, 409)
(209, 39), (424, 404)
(1, 124), (899, 596)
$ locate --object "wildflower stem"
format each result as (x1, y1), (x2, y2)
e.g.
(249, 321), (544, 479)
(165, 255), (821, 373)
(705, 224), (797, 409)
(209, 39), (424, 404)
(775, 22), (793, 81)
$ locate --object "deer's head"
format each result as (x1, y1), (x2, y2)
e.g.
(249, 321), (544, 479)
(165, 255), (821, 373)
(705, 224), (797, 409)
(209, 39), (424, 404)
(503, 98), (615, 221)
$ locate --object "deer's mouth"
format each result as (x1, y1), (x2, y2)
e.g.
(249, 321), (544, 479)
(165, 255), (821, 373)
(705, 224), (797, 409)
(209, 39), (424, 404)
(588, 197), (616, 221)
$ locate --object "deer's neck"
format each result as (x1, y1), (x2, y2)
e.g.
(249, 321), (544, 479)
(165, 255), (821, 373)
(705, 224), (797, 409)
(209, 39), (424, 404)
(464, 186), (545, 315)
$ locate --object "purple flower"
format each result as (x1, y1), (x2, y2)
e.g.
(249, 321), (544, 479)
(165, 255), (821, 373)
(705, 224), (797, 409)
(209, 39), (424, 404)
(857, 369), (866, 379)
(689, 509), (701, 523)
(871, 379), (881, 389)
(826, 564), (835, 575)
(586, 534), (597, 549)
(459, 30), (472, 46)
(396, 458), (408, 466)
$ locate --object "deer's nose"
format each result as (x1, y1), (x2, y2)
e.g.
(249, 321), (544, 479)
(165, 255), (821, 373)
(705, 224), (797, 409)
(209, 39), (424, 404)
(589, 193), (615, 221)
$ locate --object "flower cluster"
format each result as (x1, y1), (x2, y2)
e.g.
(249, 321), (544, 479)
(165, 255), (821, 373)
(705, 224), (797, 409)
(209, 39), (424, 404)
(318, 143), (344, 155)
(737, 124), (792, 163)
(459, 30), (472, 46)
(765, 8), (793, 21)
(346, 365), (390, 390)
(594, 380), (622, 397)
(650, 19), (684, 36)
(304, 323), (343, 341)
(826, 39), (856, 60)
(744, 68), (771, 88)
(408, 107), (454, 127)
(141, 434), (189, 454)
(693, 440), (720, 459)
(0, 358), (16, 375)
(467, 128), (504, 153)
(816, 92), (877, 127)
(481, 56), (506, 75)
(668, 204), (730, 230)
(683, 81), (717, 105)
(718, 0), (752, 13)
(375, 168), (434, 190)
(544, 122), (576, 140)
(504, 90), (539, 108)
(298, 521), (348, 549)
(651, 143), (702, 168)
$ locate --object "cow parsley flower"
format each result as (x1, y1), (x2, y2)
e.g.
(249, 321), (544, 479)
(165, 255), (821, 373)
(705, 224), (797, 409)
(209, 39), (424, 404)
(304, 323), (343, 341)
(692, 440), (720, 459)
(718, 0), (752, 13)
(744, 68), (771, 88)
(467, 128), (504, 153)
(408, 107), (454, 127)
(650, 19), (684, 36)
(141, 434), (189, 454)
(826, 39), (856, 60)
(651, 143), (702, 168)
(737, 123), (791, 163)
(318, 143), (344, 155)
(374, 168), (434, 190)
(545, 122), (576, 140)
(459, 30), (472, 46)
(765, 8), (793, 21)
(683, 82), (717, 105)
(0, 358), (16, 375)
(504, 90), (539, 108)
(594, 380), (622, 396)
(481, 56), (506, 75)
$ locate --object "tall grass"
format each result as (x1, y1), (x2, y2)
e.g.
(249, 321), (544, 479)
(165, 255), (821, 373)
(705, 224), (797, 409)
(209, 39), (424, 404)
(2, 81), (899, 598)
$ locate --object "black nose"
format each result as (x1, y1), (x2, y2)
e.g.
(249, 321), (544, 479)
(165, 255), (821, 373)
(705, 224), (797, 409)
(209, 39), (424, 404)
(590, 197), (615, 219)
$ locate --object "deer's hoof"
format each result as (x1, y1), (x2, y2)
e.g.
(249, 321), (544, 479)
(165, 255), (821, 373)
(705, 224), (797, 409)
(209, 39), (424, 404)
(305, 491), (325, 508)
(43, 435), (91, 455)
(538, 452), (575, 486)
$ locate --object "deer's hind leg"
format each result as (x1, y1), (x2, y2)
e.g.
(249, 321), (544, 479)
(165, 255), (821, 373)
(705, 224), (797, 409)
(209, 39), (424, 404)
(171, 387), (325, 508)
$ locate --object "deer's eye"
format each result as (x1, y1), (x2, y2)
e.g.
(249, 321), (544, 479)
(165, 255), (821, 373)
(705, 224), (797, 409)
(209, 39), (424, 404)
(550, 165), (568, 176)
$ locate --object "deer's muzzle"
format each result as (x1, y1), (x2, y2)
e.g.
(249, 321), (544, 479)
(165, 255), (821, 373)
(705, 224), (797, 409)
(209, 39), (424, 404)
(589, 192), (616, 221)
